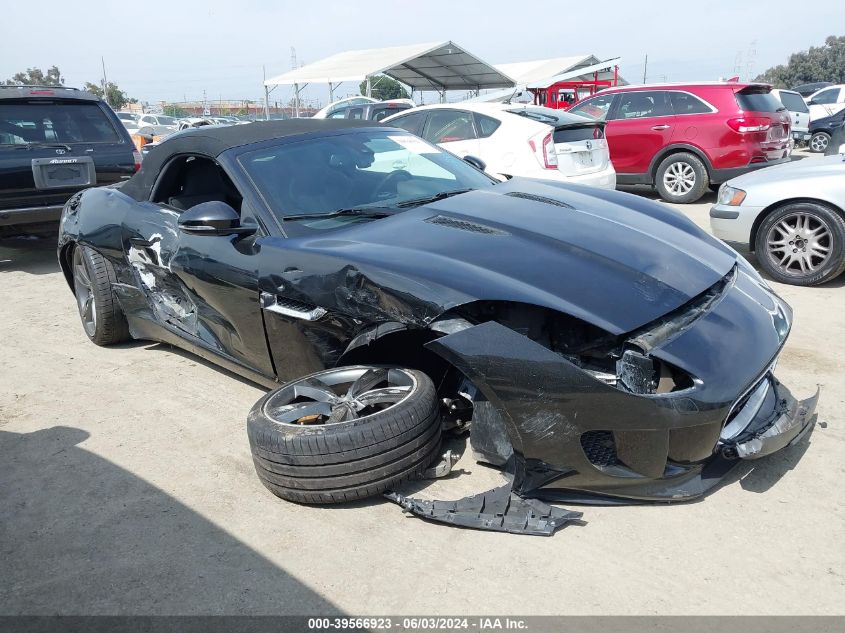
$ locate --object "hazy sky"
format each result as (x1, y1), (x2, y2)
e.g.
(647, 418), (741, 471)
(1, 0), (841, 108)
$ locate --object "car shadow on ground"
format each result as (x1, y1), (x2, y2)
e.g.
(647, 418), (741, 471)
(0, 235), (61, 276)
(0, 425), (345, 615)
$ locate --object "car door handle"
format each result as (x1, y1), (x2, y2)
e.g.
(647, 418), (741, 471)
(260, 292), (326, 321)
(651, 124), (671, 131)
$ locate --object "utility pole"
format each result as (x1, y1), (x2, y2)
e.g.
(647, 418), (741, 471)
(745, 40), (757, 83)
(642, 54), (648, 84)
(263, 65), (270, 120)
(101, 57), (110, 106)
(290, 48), (300, 117)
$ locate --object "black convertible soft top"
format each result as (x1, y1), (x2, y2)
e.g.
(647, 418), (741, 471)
(120, 119), (381, 201)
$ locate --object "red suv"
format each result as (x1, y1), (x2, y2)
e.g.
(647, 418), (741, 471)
(568, 82), (791, 203)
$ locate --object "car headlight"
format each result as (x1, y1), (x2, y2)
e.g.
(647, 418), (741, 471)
(718, 185), (747, 206)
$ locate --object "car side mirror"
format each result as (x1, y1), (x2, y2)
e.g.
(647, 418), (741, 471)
(177, 201), (256, 235)
(808, 99), (817, 106)
(463, 155), (487, 172)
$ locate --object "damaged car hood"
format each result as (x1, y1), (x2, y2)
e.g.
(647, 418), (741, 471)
(278, 178), (738, 334)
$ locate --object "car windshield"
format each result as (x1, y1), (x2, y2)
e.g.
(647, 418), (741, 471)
(239, 130), (496, 230)
(156, 115), (176, 125)
(0, 101), (121, 145)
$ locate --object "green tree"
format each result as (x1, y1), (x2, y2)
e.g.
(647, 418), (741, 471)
(163, 105), (189, 118)
(83, 81), (136, 109)
(358, 75), (410, 100)
(4, 65), (64, 86)
(755, 35), (845, 87)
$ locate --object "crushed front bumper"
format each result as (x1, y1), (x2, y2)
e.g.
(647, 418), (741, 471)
(719, 375), (818, 460)
(425, 267), (818, 504)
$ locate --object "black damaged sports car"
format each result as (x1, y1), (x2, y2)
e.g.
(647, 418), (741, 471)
(58, 120), (817, 535)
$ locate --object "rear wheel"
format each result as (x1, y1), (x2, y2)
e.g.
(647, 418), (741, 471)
(655, 152), (709, 204)
(247, 366), (441, 504)
(71, 245), (130, 345)
(754, 202), (845, 286)
(809, 131), (831, 153)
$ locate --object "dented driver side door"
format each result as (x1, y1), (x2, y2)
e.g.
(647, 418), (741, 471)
(123, 157), (274, 378)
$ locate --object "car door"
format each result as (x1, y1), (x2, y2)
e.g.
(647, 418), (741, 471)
(774, 90), (810, 133)
(603, 90), (675, 176)
(122, 153), (275, 378)
(421, 109), (480, 158)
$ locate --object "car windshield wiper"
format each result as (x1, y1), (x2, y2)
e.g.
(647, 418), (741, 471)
(280, 206), (397, 222)
(9, 142), (74, 151)
(395, 189), (474, 208)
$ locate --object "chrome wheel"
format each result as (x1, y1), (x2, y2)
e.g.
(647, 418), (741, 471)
(263, 367), (416, 426)
(72, 247), (96, 337)
(810, 133), (829, 153)
(765, 212), (832, 277)
(662, 161), (696, 196)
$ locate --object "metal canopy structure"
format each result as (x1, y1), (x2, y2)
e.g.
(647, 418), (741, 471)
(264, 41), (516, 96)
(462, 56), (624, 103)
(495, 55), (599, 86)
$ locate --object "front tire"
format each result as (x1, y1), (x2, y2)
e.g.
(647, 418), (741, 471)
(655, 152), (709, 204)
(71, 245), (130, 346)
(809, 131), (831, 153)
(754, 202), (845, 286)
(247, 366), (441, 504)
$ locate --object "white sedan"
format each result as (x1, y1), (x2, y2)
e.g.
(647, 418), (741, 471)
(383, 103), (616, 189)
(710, 147), (845, 286)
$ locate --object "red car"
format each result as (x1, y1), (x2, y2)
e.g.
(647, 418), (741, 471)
(568, 82), (792, 203)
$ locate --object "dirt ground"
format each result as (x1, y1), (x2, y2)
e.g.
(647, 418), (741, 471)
(1, 181), (844, 616)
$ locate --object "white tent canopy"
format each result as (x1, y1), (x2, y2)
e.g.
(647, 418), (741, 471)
(264, 41), (515, 93)
(462, 56), (623, 103)
(495, 55), (597, 85)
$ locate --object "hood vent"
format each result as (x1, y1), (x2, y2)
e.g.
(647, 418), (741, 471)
(505, 192), (574, 209)
(424, 215), (508, 236)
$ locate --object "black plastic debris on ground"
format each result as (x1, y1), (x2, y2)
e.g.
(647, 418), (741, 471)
(385, 484), (583, 536)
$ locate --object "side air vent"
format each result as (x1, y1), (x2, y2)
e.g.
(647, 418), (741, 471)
(505, 192), (574, 209)
(580, 431), (620, 467)
(424, 215), (508, 236)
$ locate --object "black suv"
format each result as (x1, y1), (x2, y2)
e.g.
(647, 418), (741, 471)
(0, 86), (138, 237)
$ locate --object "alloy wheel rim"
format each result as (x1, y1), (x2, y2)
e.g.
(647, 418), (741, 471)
(765, 212), (832, 277)
(72, 249), (97, 336)
(663, 162), (696, 195)
(811, 134), (829, 152)
(263, 367), (416, 426)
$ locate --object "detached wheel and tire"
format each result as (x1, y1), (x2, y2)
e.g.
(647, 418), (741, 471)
(755, 202), (845, 286)
(71, 245), (130, 346)
(809, 131), (831, 153)
(248, 366), (441, 504)
(655, 152), (709, 203)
